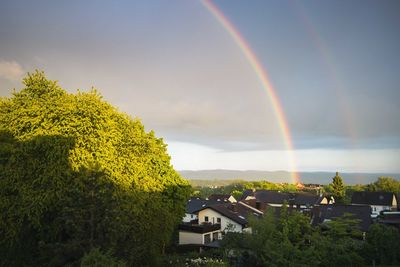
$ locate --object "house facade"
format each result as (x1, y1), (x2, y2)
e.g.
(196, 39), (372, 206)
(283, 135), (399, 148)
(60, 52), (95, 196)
(198, 207), (245, 233)
(178, 201), (262, 246)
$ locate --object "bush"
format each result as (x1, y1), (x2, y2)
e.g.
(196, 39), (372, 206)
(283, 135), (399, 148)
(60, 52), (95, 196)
(80, 248), (126, 267)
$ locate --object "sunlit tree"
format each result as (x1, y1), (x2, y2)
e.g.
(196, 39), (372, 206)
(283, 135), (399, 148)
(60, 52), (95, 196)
(330, 172), (345, 203)
(0, 71), (190, 266)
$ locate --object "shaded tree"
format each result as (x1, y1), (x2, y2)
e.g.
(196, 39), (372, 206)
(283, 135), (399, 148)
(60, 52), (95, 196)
(362, 224), (400, 266)
(222, 209), (319, 267)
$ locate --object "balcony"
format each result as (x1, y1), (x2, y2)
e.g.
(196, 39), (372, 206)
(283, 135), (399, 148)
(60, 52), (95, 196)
(178, 222), (221, 234)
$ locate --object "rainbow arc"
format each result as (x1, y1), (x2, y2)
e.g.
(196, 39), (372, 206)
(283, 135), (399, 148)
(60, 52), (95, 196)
(202, 0), (300, 183)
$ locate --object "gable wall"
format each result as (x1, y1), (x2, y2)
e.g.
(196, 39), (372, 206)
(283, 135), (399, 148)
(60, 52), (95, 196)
(198, 208), (243, 232)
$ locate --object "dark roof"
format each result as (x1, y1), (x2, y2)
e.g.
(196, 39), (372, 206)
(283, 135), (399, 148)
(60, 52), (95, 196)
(378, 212), (400, 227)
(311, 205), (372, 232)
(397, 194), (400, 209)
(242, 199), (268, 212)
(186, 197), (219, 214)
(254, 190), (290, 204)
(351, 191), (395, 206)
(208, 194), (235, 202)
(197, 202), (262, 226)
(247, 190), (319, 206)
(178, 223), (221, 234)
(293, 193), (320, 206)
(240, 189), (254, 200)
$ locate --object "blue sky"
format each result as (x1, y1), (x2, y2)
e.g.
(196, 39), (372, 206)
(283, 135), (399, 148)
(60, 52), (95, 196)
(0, 0), (399, 173)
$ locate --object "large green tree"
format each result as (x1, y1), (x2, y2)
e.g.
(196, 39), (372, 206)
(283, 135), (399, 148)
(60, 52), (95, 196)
(330, 172), (345, 203)
(0, 71), (190, 266)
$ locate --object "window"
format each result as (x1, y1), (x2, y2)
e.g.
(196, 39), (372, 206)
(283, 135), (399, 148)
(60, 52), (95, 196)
(213, 232), (219, 241)
(205, 216), (209, 222)
(217, 217), (221, 224)
(204, 234), (211, 244)
(191, 214), (194, 219)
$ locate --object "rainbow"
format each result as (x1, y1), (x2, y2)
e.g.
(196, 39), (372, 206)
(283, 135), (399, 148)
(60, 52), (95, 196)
(293, 3), (362, 179)
(293, 3), (358, 145)
(202, 0), (300, 183)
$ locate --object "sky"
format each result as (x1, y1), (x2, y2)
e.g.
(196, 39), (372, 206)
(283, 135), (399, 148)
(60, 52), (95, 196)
(0, 0), (399, 174)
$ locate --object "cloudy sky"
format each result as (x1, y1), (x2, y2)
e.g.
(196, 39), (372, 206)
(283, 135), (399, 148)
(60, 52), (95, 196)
(1, 0), (399, 173)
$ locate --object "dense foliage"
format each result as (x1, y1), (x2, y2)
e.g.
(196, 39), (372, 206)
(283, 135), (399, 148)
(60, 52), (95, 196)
(191, 180), (298, 199)
(366, 177), (400, 193)
(220, 206), (400, 267)
(0, 71), (190, 266)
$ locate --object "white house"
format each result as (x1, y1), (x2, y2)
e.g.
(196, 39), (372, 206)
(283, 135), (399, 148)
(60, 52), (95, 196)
(197, 202), (262, 233)
(178, 201), (263, 246)
(351, 191), (398, 218)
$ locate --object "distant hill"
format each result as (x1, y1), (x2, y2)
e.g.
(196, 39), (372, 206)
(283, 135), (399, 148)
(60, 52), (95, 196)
(178, 169), (400, 185)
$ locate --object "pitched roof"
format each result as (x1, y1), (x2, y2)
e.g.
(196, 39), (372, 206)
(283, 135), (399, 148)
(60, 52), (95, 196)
(293, 193), (320, 206)
(197, 202), (262, 226)
(378, 212), (400, 227)
(316, 195), (335, 205)
(311, 205), (372, 232)
(247, 190), (319, 206)
(351, 191), (395, 206)
(240, 189), (255, 200)
(186, 197), (219, 214)
(254, 190), (290, 204)
(208, 194), (235, 202)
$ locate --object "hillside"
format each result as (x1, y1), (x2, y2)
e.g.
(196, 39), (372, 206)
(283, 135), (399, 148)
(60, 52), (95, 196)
(178, 169), (400, 185)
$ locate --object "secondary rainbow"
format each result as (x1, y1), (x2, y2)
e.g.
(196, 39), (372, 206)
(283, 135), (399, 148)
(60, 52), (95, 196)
(202, 0), (300, 183)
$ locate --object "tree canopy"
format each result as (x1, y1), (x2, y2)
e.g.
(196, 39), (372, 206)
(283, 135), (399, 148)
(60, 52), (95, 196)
(0, 71), (190, 266)
(366, 177), (400, 193)
(330, 172), (345, 203)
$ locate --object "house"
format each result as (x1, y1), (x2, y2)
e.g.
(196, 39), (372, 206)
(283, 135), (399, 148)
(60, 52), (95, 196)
(208, 194), (237, 203)
(351, 191), (398, 218)
(241, 190), (328, 211)
(183, 197), (208, 223)
(240, 189), (255, 201)
(196, 202), (263, 233)
(182, 197), (220, 223)
(311, 204), (372, 233)
(178, 201), (263, 246)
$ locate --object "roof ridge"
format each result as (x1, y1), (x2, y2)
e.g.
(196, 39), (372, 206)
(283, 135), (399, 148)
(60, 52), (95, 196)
(238, 201), (264, 215)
